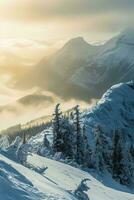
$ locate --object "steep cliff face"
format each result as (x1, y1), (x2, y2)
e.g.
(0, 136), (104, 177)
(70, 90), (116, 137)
(83, 82), (134, 185)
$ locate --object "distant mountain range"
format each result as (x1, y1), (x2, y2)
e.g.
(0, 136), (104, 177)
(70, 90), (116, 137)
(14, 29), (134, 101)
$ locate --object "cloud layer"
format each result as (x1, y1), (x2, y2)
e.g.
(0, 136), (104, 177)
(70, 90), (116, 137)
(1, 0), (134, 19)
(0, 0), (134, 34)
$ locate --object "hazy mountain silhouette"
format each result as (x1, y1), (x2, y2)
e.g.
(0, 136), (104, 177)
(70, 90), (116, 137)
(14, 30), (134, 101)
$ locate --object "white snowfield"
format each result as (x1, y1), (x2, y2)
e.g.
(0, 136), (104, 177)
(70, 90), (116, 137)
(0, 153), (134, 200)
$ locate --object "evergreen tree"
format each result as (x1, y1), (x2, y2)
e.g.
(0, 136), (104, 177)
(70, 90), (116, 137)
(22, 132), (26, 144)
(17, 143), (32, 165)
(93, 124), (107, 171)
(73, 105), (83, 164)
(52, 103), (63, 152)
(5, 136), (22, 161)
(112, 130), (122, 179)
(59, 117), (75, 159)
(112, 129), (133, 185)
(43, 134), (50, 148)
(82, 124), (92, 167)
(0, 135), (10, 150)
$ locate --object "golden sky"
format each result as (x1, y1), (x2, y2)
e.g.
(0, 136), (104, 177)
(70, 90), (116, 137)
(1, 0), (134, 42)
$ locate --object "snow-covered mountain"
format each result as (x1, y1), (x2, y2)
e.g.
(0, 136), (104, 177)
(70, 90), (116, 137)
(84, 81), (134, 137)
(71, 29), (134, 98)
(15, 37), (98, 99)
(38, 37), (97, 78)
(20, 29), (134, 101)
(82, 81), (134, 185)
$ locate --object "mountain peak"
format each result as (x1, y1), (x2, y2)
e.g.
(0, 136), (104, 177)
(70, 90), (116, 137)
(67, 36), (86, 43)
(63, 37), (92, 50)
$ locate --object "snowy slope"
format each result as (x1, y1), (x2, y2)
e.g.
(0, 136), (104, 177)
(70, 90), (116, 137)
(0, 153), (133, 200)
(0, 154), (76, 200)
(28, 154), (134, 200)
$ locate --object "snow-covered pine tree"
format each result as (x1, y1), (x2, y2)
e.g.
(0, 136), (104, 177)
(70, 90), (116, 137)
(59, 116), (75, 159)
(0, 135), (10, 150)
(52, 103), (63, 153)
(37, 134), (52, 157)
(22, 132), (26, 144)
(17, 143), (31, 165)
(73, 105), (83, 164)
(43, 134), (50, 148)
(70, 111), (74, 120)
(81, 124), (92, 167)
(17, 133), (32, 166)
(93, 124), (107, 171)
(112, 129), (134, 185)
(4, 136), (22, 161)
(112, 130), (122, 181)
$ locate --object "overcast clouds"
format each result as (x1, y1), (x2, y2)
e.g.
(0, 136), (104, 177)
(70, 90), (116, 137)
(0, 0), (134, 34)
(1, 0), (134, 19)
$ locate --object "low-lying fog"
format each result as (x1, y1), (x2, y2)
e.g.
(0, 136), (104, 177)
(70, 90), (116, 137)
(0, 38), (96, 131)
(0, 93), (95, 131)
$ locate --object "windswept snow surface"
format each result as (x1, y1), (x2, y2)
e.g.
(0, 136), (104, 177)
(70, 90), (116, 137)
(0, 153), (134, 200)
(0, 154), (76, 200)
(83, 82), (134, 138)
